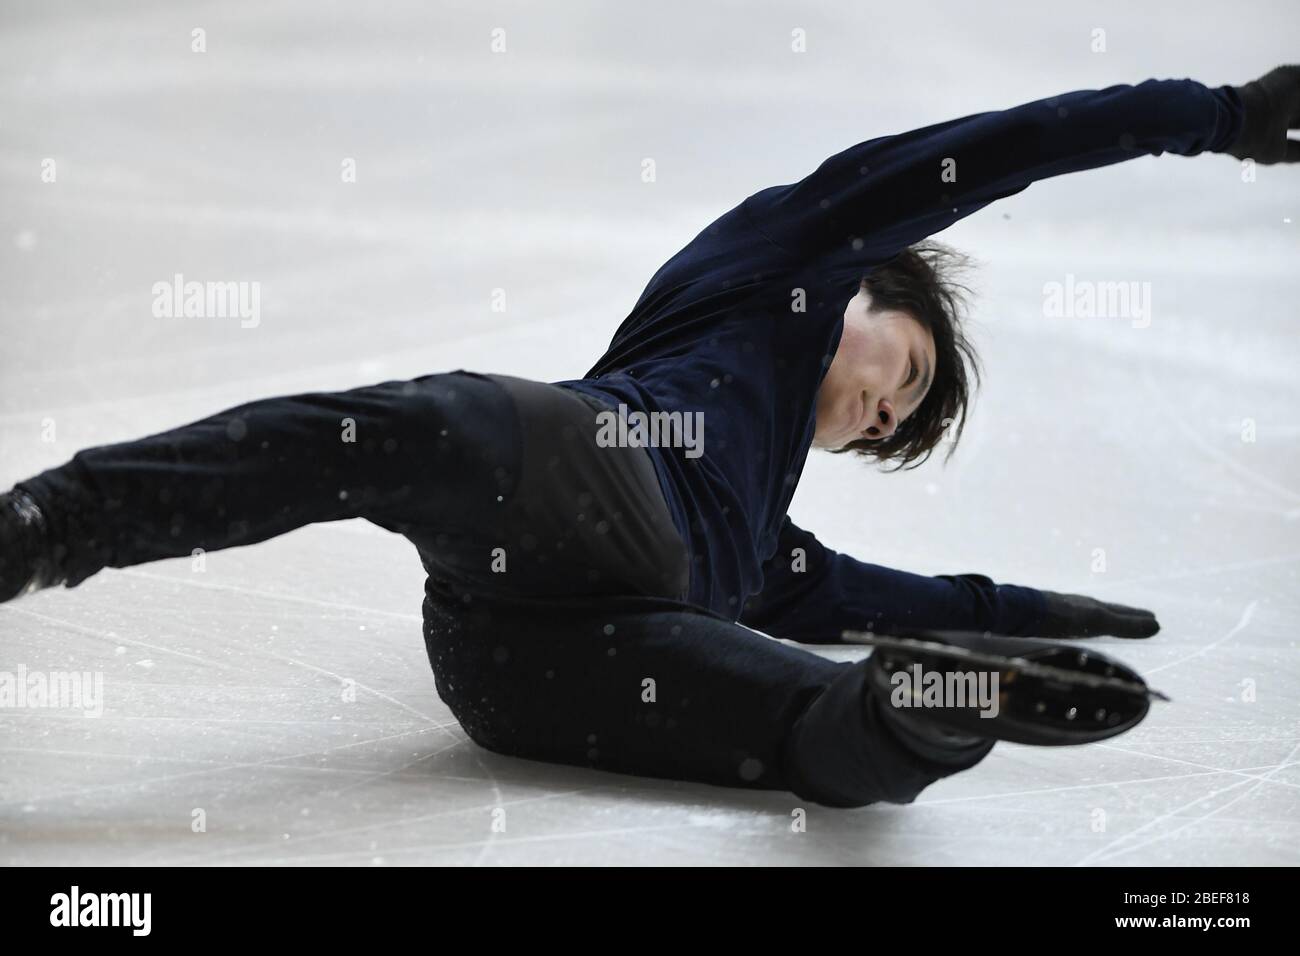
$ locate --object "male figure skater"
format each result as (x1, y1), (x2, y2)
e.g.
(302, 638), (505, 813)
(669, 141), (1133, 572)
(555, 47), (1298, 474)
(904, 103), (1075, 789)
(3, 67), (1296, 807)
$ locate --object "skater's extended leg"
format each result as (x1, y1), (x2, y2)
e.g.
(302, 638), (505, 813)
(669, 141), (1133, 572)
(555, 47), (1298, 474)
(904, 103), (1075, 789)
(4, 371), (520, 593)
(423, 591), (993, 808)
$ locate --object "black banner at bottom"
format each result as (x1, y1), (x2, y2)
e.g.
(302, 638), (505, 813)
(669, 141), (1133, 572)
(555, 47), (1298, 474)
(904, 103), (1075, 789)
(0, 866), (1281, 942)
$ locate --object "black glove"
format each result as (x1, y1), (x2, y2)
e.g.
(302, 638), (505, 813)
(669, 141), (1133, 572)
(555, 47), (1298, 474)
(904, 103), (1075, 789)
(1036, 590), (1159, 640)
(1225, 65), (1300, 164)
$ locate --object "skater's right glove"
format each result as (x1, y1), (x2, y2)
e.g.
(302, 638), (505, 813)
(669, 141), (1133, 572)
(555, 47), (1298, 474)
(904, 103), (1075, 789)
(1035, 590), (1159, 640)
(1224, 65), (1300, 165)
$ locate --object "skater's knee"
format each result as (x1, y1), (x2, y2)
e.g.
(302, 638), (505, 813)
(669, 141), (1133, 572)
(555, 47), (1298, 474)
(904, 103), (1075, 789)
(455, 706), (517, 756)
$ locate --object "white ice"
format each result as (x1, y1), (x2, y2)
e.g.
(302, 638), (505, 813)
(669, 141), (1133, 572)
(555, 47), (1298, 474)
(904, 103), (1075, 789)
(1, 0), (1298, 865)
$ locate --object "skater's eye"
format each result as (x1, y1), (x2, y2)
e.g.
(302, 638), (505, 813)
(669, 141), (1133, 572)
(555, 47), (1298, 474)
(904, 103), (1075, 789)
(904, 358), (918, 387)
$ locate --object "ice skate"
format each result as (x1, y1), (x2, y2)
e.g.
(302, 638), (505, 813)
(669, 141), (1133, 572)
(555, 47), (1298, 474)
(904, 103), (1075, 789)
(0, 489), (63, 604)
(851, 628), (1166, 747)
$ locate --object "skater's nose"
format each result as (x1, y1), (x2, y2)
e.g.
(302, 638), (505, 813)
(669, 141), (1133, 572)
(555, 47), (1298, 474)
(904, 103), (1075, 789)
(864, 400), (896, 439)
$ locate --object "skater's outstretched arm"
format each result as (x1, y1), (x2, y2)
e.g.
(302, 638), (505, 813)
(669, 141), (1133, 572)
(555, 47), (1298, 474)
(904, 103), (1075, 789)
(738, 74), (1283, 276)
(738, 518), (1043, 643)
(738, 518), (1157, 644)
(621, 68), (1292, 324)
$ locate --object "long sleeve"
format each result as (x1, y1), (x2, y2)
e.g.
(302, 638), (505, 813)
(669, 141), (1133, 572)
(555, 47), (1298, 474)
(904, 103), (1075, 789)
(738, 518), (1047, 644)
(740, 78), (1244, 274)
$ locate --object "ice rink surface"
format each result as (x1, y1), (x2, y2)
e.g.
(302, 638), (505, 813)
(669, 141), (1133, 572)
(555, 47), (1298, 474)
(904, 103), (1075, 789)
(2, 1), (1298, 865)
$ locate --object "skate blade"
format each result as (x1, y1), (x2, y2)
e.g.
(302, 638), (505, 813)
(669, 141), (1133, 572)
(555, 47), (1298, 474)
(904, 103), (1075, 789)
(842, 631), (1171, 703)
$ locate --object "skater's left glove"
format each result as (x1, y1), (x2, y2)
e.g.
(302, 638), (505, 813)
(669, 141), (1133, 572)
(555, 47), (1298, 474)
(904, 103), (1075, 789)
(1035, 590), (1159, 640)
(1224, 65), (1300, 165)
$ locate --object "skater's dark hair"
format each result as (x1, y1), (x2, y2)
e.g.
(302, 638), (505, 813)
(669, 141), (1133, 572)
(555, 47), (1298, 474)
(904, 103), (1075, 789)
(834, 241), (981, 470)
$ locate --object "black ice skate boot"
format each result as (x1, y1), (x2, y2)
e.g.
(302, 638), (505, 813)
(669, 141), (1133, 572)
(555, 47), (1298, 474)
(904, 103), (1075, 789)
(851, 628), (1166, 747)
(0, 488), (65, 603)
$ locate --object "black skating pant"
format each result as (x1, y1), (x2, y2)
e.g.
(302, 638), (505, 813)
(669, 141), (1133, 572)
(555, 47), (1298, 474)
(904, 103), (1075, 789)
(15, 371), (992, 807)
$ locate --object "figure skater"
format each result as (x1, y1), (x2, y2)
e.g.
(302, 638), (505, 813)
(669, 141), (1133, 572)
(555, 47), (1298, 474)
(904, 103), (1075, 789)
(2, 67), (1295, 807)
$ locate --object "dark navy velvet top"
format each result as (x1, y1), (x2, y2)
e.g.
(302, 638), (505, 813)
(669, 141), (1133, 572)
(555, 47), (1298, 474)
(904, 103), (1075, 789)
(559, 79), (1243, 642)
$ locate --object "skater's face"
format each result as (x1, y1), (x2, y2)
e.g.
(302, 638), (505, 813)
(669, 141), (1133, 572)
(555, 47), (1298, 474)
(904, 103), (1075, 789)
(813, 289), (937, 451)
